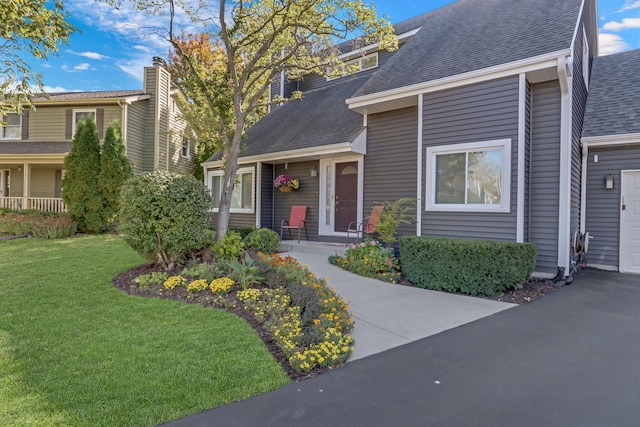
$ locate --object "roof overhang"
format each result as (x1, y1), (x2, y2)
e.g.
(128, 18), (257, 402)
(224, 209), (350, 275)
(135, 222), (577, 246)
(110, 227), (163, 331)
(582, 133), (640, 149)
(0, 153), (67, 163)
(202, 130), (367, 169)
(29, 94), (151, 107)
(346, 49), (570, 115)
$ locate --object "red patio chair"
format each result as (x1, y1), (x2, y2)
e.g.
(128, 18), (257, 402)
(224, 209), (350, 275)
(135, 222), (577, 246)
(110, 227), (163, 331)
(346, 205), (384, 246)
(280, 206), (308, 243)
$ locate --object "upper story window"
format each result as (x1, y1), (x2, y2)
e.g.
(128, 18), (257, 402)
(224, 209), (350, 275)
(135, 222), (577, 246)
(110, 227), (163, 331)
(73, 109), (96, 136)
(181, 137), (190, 158)
(1, 113), (21, 139)
(327, 52), (378, 81)
(426, 139), (511, 213)
(208, 167), (255, 214)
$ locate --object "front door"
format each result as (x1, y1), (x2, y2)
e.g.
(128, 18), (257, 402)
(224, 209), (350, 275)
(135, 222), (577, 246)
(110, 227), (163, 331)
(319, 158), (362, 236)
(334, 161), (358, 232)
(620, 170), (640, 273)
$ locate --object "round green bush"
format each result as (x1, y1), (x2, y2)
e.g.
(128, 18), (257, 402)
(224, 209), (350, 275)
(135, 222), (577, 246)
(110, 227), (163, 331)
(243, 228), (281, 254)
(118, 171), (212, 270)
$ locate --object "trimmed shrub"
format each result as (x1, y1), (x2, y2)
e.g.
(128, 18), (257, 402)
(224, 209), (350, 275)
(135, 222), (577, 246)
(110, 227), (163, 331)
(229, 227), (255, 239)
(118, 171), (212, 270)
(211, 231), (245, 260)
(400, 236), (537, 296)
(243, 228), (280, 253)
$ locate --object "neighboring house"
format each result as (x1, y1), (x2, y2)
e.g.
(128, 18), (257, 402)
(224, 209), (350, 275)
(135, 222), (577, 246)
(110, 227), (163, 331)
(202, 0), (601, 278)
(582, 48), (640, 274)
(0, 58), (194, 213)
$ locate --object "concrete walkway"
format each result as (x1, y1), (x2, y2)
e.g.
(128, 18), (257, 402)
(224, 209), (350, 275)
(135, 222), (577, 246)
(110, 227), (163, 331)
(284, 249), (515, 361)
(164, 269), (640, 427)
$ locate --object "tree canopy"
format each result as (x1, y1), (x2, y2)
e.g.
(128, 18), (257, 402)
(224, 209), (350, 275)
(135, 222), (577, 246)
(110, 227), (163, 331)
(0, 0), (76, 118)
(103, 0), (397, 239)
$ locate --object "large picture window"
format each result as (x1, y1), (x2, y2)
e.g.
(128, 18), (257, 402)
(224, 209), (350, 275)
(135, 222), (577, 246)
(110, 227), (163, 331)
(426, 139), (511, 212)
(209, 167), (254, 213)
(1, 113), (21, 139)
(327, 52), (378, 80)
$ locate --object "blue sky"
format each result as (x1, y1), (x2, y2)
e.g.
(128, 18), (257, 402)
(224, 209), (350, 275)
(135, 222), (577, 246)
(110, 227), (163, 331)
(29, 0), (640, 93)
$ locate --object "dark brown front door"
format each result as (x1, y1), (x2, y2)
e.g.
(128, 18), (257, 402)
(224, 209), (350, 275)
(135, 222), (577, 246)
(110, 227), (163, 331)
(334, 161), (358, 232)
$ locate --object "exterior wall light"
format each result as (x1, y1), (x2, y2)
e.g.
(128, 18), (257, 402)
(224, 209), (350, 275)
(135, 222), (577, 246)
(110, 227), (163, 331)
(310, 164), (318, 177)
(605, 174), (614, 190)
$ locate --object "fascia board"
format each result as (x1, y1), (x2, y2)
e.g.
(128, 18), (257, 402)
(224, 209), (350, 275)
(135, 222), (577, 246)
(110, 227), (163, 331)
(346, 49), (570, 112)
(582, 133), (640, 147)
(202, 141), (358, 170)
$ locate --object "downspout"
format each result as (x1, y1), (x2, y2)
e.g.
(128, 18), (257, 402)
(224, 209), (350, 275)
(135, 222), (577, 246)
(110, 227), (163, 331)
(556, 54), (574, 280)
(416, 94), (423, 236)
(580, 141), (588, 234)
(256, 162), (262, 228)
(516, 74), (526, 243)
(118, 100), (128, 155)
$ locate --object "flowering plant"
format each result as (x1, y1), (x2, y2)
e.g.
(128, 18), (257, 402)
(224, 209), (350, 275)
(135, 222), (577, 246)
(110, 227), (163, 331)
(273, 174), (300, 190)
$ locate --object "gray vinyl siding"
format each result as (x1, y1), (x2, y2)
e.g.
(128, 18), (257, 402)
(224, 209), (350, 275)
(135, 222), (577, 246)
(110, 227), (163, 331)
(144, 67), (158, 170)
(209, 164), (258, 228)
(529, 81), (561, 273)
(260, 163), (275, 229)
(364, 106), (418, 238)
(273, 161), (319, 240)
(421, 76), (519, 241)
(585, 146), (640, 269)
(524, 82), (532, 242)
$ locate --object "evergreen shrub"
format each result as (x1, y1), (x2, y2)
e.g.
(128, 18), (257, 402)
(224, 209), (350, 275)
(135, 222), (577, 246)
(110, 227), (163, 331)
(243, 228), (280, 253)
(399, 236), (537, 296)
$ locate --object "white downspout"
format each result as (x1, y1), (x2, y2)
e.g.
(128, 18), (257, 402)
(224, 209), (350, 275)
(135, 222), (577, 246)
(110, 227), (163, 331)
(516, 74), (526, 243)
(580, 141), (588, 234)
(416, 94), (423, 236)
(557, 55), (573, 277)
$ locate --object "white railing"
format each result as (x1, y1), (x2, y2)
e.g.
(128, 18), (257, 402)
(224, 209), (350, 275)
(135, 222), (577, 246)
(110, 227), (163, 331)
(28, 198), (67, 213)
(0, 197), (67, 213)
(0, 197), (23, 211)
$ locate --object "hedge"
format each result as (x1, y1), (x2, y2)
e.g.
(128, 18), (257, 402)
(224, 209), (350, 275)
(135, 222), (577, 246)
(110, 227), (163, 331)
(399, 236), (537, 296)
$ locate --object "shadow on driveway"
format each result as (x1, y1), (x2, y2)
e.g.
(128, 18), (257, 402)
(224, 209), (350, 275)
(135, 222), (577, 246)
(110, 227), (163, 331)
(163, 269), (640, 427)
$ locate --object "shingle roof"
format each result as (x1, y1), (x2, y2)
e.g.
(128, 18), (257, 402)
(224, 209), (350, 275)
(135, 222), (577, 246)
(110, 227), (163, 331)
(355, 0), (582, 97)
(224, 75), (369, 160)
(582, 49), (640, 138)
(31, 90), (145, 102)
(0, 141), (72, 154)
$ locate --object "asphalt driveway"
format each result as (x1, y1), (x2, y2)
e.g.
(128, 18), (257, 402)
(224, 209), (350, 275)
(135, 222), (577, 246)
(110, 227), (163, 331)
(164, 269), (640, 427)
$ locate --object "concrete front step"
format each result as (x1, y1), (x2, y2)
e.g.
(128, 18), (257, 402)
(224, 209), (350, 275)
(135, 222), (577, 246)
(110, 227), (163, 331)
(278, 240), (347, 257)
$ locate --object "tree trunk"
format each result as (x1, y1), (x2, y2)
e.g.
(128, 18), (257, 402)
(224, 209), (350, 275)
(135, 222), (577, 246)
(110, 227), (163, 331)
(215, 124), (244, 240)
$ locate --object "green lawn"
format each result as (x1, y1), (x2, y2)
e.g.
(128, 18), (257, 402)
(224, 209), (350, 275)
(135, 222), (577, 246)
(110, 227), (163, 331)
(0, 235), (289, 427)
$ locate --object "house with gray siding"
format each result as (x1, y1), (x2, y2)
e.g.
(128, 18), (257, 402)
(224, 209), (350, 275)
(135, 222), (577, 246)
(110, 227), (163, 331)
(0, 59), (194, 213)
(582, 48), (640, 274)
(203, 0), (601, 278)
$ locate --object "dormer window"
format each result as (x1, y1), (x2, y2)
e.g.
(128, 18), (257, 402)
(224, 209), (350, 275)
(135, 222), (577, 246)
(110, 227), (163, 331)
(327, 52), (378, 80)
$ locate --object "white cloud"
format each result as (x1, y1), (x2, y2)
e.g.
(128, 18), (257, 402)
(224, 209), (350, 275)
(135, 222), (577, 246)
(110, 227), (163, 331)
(603, 17), (640, 31)
(599, 32), (631, 55)
(116, 56), (152, 82)
(619, 0), (640, 11)
(73, 63), (91, 71)
(69, 50), (108, 60)
(42, 85), (72, 92)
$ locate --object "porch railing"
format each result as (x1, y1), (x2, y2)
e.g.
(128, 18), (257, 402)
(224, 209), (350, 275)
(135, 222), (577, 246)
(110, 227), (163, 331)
(0, 197), (67, 213)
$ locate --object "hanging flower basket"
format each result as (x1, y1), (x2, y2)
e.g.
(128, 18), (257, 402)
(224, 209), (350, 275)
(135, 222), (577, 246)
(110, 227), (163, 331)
(274, 174), (300, 192)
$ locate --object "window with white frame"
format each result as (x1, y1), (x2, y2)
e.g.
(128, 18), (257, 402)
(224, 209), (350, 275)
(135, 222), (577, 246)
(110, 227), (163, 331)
(209, 167), (255, 213)
(1, 113), (21, 139)
(73, 109), (96, 136)
(181, 137), (190, 158)
(426, 139), (511, 212)
(582, 25), (590, 89)
(327, 52), (378, 80)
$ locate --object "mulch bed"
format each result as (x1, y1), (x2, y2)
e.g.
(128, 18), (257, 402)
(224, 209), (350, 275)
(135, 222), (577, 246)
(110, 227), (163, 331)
(113, 262), (560, 381)
(112, 262), (328, 382)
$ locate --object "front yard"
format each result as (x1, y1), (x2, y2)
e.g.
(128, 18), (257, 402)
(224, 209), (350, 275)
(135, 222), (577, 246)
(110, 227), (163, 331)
(0, 235), (289, 426)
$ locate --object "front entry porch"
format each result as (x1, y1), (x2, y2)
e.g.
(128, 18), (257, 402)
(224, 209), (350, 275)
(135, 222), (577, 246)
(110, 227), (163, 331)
(0, 162), (67, 213)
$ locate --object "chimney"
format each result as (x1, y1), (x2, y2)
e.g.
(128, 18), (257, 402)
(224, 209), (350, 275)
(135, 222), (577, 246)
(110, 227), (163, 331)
(152, 56), (166, 67)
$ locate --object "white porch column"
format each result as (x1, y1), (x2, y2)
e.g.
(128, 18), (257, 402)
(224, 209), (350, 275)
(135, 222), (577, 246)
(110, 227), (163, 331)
(22, 163), (29, 210)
